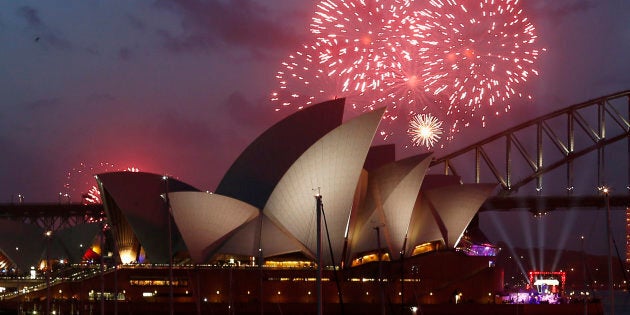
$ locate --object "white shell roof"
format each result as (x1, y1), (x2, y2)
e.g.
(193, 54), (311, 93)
(168, 191), (259, 263)
(348, 153), (433, 260)
(425, 183), (497, 247)
(216, 99), (345, 209)
(263, 108), (386, 265)
(406, 191), (445, 254)
(216, 214), (311, 259)
(406, 174), (482, 253)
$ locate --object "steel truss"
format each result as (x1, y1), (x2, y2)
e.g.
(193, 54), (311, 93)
(432, 90), (630, 204)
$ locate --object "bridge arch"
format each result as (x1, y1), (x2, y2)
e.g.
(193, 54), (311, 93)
(431, 90), (630, 203)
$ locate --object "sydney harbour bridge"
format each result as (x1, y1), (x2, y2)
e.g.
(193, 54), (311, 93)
(432, 90), (630, 213)
(1, 90), (629, 233)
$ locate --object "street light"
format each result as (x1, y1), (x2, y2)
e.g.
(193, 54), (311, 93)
(44, 230), (53, 315)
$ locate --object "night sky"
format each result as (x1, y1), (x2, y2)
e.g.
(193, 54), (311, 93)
(1, 1), (629, 256)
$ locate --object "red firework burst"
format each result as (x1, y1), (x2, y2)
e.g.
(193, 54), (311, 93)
(310, 0), (414, 93)
(64, 162), (139, 204)
(271, 42), (375, 113)
(417, 0), (543, 123)
(272, 0), (543, 145)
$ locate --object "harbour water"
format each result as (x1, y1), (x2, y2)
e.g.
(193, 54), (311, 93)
(597, 291), (630, 315)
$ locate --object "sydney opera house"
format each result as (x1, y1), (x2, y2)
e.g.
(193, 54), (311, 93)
(0, 99), (533, 314)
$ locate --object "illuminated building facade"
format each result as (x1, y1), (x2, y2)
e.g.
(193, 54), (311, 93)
(91, 99), (497, 269)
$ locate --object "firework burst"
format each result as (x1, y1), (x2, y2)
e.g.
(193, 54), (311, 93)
(81, 186), (101, 204)
(310, 0), (415, 93)
(272, 0), (543, 147)
(417, 0), (543, 123)
(408, 113), (443, 148)
(64, 162), (139, 204)
(271, 42), (371, 112)
(377, 41), (430, 119)
(273, 0), (427, 117)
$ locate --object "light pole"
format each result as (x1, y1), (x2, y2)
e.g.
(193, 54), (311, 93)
(581, 235), (587, 315)
(163, 175), (174, 315)
(100, 223), (105, 315)
(603, 188), (614, 315)
(45, 230), (52, 315)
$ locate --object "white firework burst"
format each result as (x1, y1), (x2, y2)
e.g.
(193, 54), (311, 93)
(408, 113), (443, 148)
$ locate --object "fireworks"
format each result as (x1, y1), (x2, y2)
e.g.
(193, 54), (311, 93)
(408, 113), (443, 148)
(376, 40), (431, 121)
(64, 162), (139, 204)
(417, 0), (543, 119)
(273, 43), (356, 110)
(310, 0), (414, 93)
(271, 42), (379, 116)
(272, 0), (543, 147)
(81, 186), (102, 204)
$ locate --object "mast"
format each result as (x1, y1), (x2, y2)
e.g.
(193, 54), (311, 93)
(604, 188), (614, 315)
(321, 202), (345, 314)
(316, 194), (323, 315)
(164, 176), (174, 315)
(258, 213), (264, 315)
